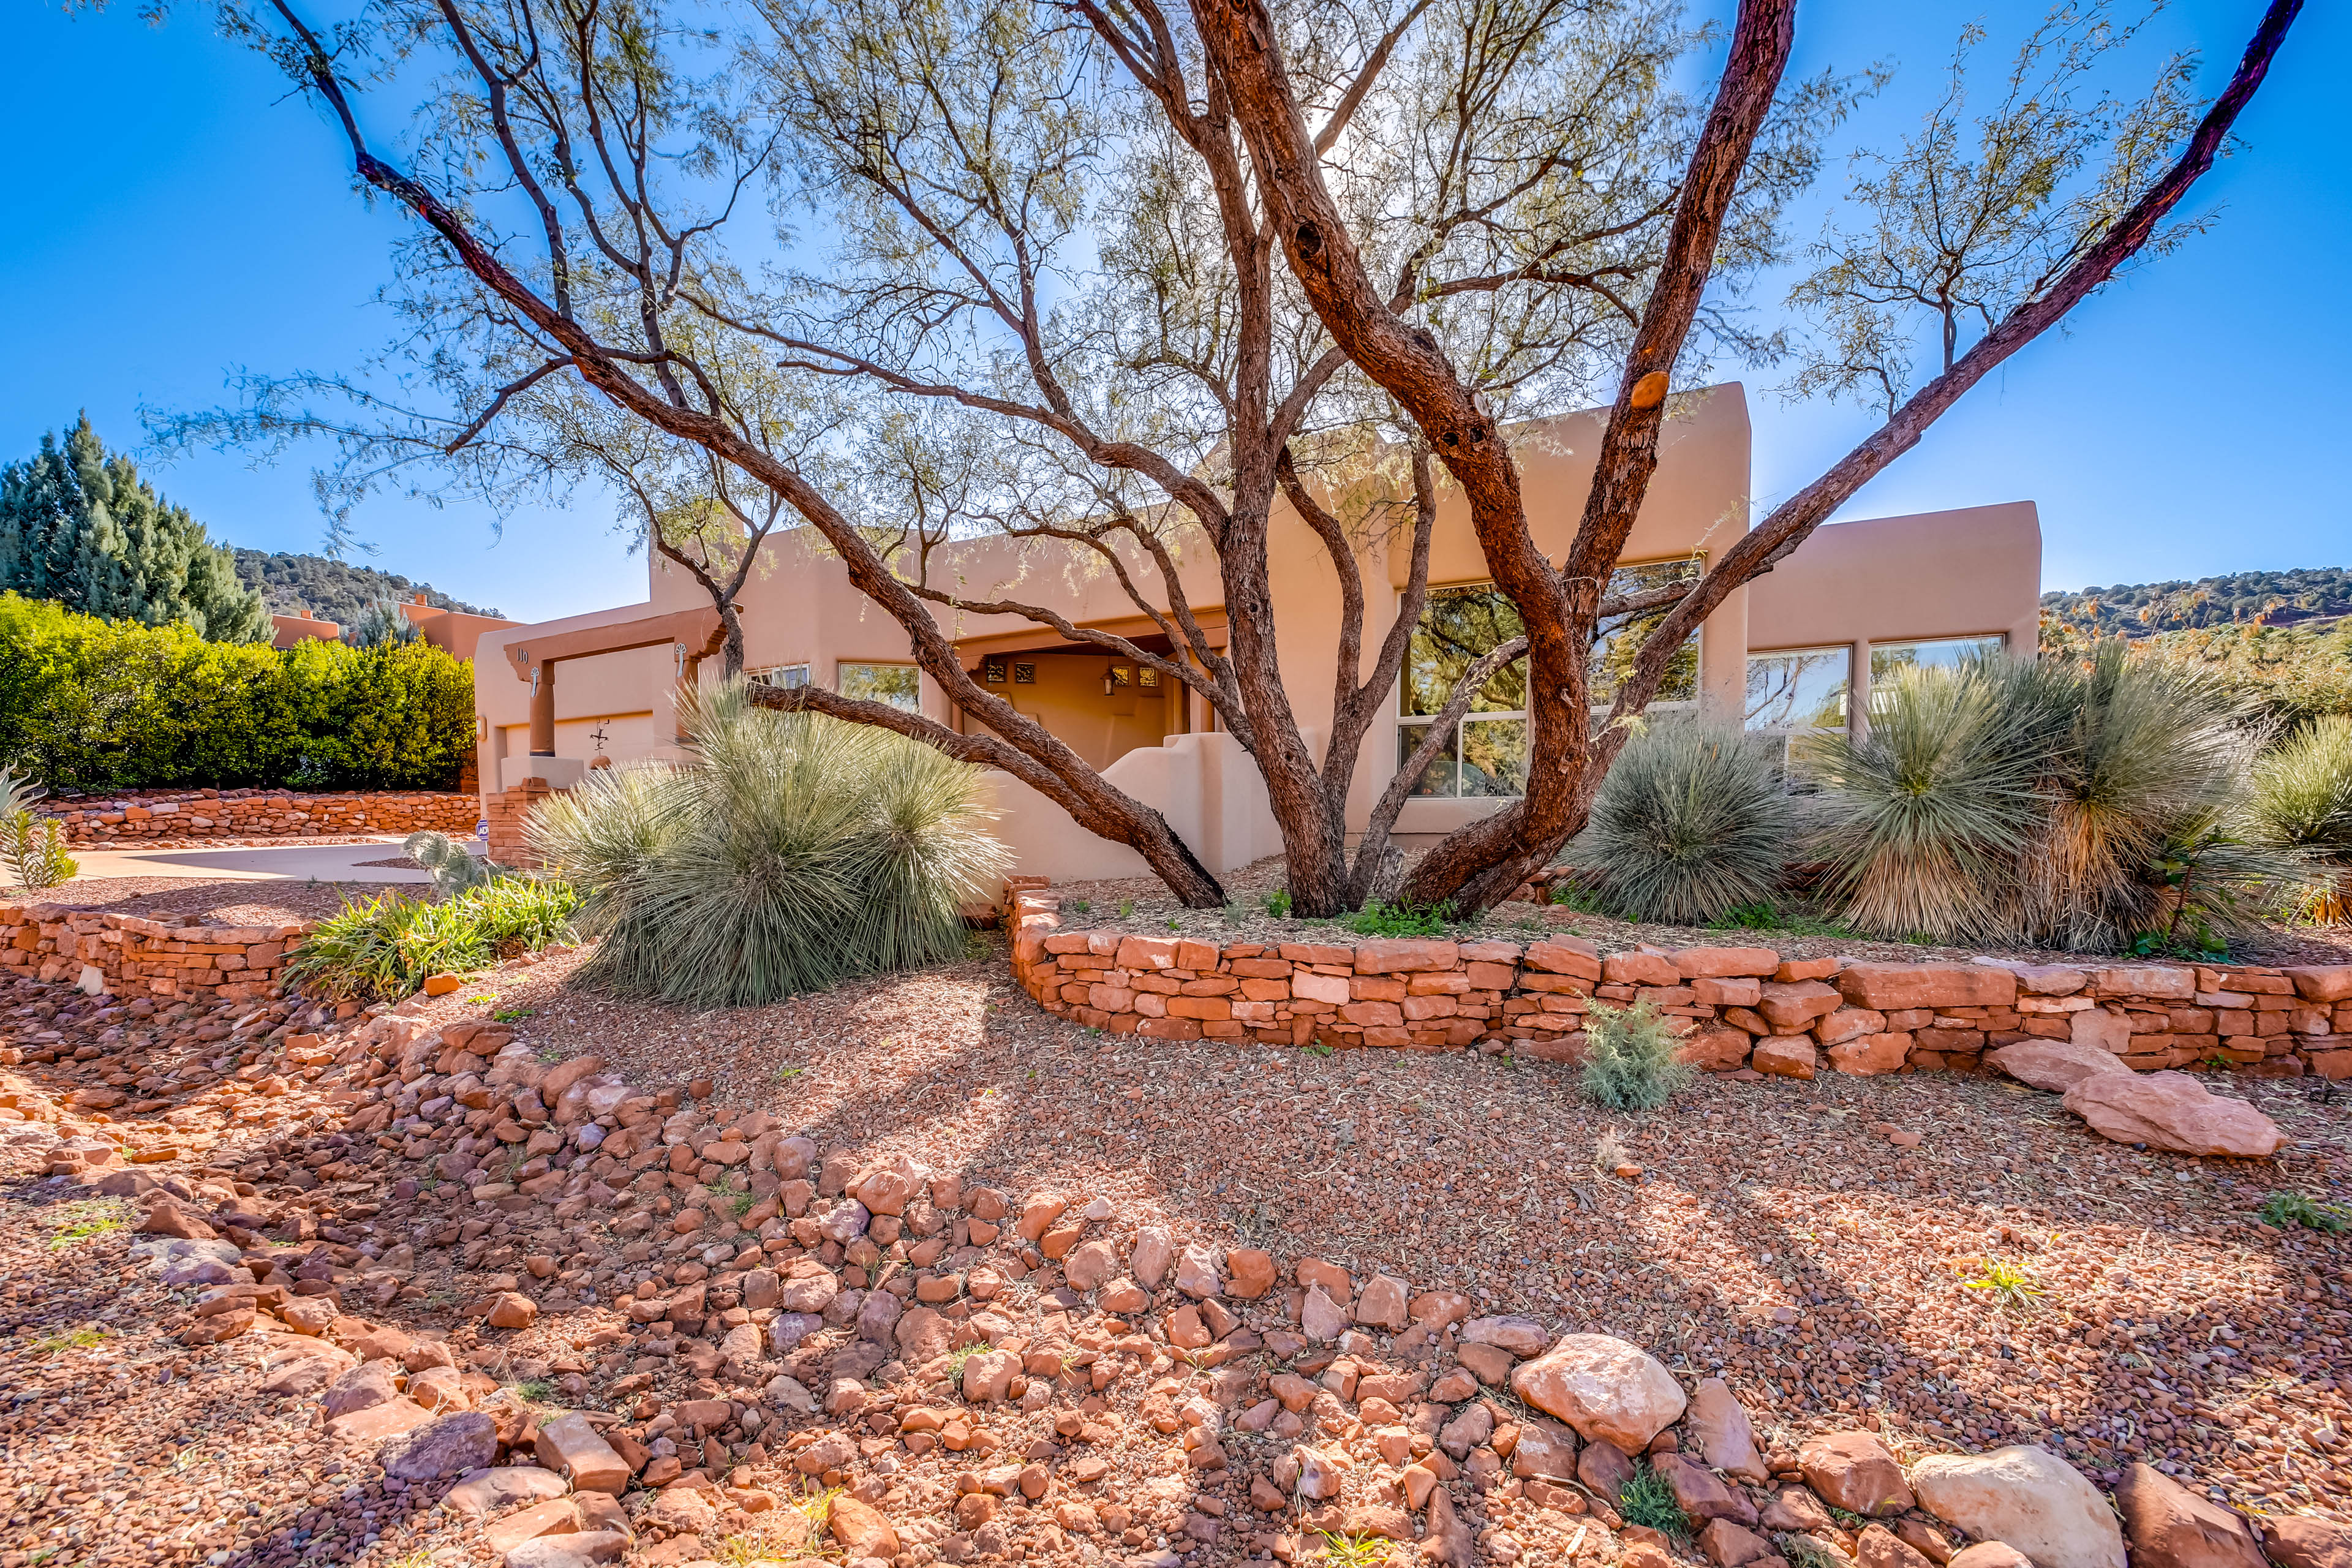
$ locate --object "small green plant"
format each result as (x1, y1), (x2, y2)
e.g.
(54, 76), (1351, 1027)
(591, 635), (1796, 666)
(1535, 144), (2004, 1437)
(1581, 999), (1695, 1111)
(30, 1325), (107, 1355)
(285, 873), (579, 1001)
(1316, 1531), (1395, 1568)
(1348, 901), (1454, 937)
(1545, 877), (1610, 915)
(729, 1191), (760, 1219)
(0, 766), (78, 892)
(493, 1007), (536, 1022)
(1777, 1536), (1845, 1568)
(2260, 1191), (2352, 1233)
(1618, 1463), (1694, 1539)
(2128, 922), (2230, 963)
(1265, 888), (1294, 919)
(1118, 899), (1133, 918)
(1068, 897), (1091, 914)
(1958, 1256), (2049, 1310)
(1300, 1042), (1335, 1057)
(944, 1344), (980, 1377)
(536, 1046), (565, 1063)
(466, 993), (497, 1004)
(1167, 917), (1181, 932)
(513, 1378), (556, 1402)
(45, 1200), (128, 1250)
(777, 1065), (806, 1082)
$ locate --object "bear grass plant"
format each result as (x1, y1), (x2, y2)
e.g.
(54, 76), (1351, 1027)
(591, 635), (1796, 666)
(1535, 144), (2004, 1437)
(0, 765), (78, 893)
(1580, 998), (1694, 1111)
(1569, 722), (1793, 925)
(529, 679), (1008, 1006)
(2245, 713), (2352, 923)
(1800, 644), (2298, 950)
(287, 875), (579, 1001)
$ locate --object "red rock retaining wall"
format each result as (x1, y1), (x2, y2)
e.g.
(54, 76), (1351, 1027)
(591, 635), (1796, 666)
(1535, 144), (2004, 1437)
(42, 789), (478, 847)
(1007, 891), (2352, 1080)
(0, 902), (312, 1005)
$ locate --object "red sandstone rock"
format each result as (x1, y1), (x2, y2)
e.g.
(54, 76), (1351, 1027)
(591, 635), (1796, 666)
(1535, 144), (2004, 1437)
(2060, 1071), (2286, 1157)
(1837, 963), (2018, 1010)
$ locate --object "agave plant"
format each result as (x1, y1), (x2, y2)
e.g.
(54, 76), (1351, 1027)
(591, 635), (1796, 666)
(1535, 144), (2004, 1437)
(0, 765), (78, 894)
(529, 679), (1006, 1005)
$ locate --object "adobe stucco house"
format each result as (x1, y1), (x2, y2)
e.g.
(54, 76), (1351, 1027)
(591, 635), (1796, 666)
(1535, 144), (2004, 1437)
(473, 383), (2039, 877)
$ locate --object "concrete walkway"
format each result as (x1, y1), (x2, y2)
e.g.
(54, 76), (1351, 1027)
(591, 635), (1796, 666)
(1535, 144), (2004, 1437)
(64, 837), (486, 884)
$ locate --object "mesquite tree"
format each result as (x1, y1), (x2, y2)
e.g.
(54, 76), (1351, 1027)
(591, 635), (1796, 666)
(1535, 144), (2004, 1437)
(162, 0), (2295, 912)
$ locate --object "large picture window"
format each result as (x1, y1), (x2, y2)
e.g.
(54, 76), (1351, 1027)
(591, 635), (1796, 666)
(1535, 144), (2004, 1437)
(1745, 646), (1850, 733)
(1396, 562), (1701, 798)
(1869, 634), (2005, 681)
(840, 662), (921, 712)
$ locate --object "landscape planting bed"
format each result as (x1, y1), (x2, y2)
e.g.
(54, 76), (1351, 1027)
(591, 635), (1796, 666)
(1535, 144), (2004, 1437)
(1, 890), (2348, 1568)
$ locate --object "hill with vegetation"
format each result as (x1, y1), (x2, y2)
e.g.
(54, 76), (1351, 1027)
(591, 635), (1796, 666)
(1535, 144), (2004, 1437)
(2041, 565), (2351, 641)
(231, 549), (503, 624)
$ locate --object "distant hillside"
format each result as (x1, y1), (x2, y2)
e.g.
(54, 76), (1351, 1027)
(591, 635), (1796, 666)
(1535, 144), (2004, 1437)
(2041, 565), (2351, 640)
(232, 549), (503, 625)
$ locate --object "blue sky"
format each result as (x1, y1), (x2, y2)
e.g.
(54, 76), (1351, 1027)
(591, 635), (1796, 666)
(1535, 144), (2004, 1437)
(2, 0), (2342, 624)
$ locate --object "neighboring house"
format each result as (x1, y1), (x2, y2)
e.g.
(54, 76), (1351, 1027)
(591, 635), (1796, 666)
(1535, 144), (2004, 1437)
(394, 593), (518, 662)
(473, 383), (2040, 876)
(270, 608), (342, 647)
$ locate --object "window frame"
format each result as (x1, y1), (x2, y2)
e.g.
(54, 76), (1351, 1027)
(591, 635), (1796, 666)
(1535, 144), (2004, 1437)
(746, 663), (810, 691)
(1743, 644), (1853, 735)
(1395, 565), (1703, 800)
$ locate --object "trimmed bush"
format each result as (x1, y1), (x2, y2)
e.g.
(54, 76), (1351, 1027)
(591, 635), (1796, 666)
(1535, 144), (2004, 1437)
(1581, 999), (1695, 1110)
(285, 875), (579, 1001)
(529, 680), (1007, 1005)
(2246, 714), (2352, 922)
(0, 592), (474, 791)
(1572, 722), (1793, 924)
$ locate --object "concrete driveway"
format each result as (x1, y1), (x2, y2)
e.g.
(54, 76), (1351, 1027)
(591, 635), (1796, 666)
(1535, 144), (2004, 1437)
(64, 837), (485, 884)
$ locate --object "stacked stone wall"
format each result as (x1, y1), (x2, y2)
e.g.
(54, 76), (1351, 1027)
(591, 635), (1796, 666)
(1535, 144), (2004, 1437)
(0, 902), (311, 1005)
(1007, 889), (2352, 1080)
(43, 789), (478, 847)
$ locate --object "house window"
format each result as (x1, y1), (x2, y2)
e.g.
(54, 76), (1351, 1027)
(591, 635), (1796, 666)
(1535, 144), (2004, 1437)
(1398, 584), (1529, 798)
(1868, 634), (2005, 681)
(1744, 646), (1850, 733)
(1396, 564), (1701, 799)
(840, 662), (921, 712)
(1013, 661), (1037, 684)
(747, 663), (809, 691)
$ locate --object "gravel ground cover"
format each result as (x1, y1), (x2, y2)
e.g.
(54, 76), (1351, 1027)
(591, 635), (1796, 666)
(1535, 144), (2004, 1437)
(28, 877), (405, 926)
(1057, 857), (2352, 968)
(2, 891), (2350, 1568)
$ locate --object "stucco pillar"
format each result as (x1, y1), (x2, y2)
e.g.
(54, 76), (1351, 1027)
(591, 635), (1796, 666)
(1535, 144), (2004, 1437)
(528, 660), (556, 756)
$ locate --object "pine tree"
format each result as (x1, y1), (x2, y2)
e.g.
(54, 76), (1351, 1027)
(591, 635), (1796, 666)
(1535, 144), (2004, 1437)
(0, 413), (270, 643)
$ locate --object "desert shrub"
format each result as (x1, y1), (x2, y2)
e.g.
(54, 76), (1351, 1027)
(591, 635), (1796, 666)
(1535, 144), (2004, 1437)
(1348, 901), (1453, 937)
(2246, 714), (2352, 922)
(529, 680), (1006, 1005)
(0, 592), (475, 791)
(1572, 722), (1793, 924)
(1803, 644), (2292, 949)
(1581, 999), (1694, 1111)
(0, 766), (77, 892)
(405, 829), (498, 897)
(285, 874), (577, 1000)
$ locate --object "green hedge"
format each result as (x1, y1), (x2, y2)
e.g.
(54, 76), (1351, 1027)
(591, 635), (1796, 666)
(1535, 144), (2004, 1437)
(0, 592), (476, 792)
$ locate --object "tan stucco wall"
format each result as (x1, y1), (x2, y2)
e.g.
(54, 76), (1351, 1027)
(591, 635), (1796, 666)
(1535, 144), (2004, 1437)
(475, 385), (2043, 875)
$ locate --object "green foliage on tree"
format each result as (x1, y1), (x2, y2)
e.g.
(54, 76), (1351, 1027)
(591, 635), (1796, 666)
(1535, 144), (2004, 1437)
(0, 415), (270, 644)
(0, 593), (475, 792)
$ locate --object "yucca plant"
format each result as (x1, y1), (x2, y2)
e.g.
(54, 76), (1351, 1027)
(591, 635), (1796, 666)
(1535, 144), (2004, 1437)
(1570, 722), (1793, 924)
(530, 679), (1006, 1006)
(2246, 714), (2352, 923)
(1804, 644), (2291, 949)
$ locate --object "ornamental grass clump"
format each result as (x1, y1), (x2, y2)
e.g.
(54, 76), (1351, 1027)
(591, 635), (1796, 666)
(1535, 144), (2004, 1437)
(529, 679), (1007, 1006)
(0, 766), (77, 893)
(1571, 722), (1793, 924)
(287, 873), (578, 1001)
(1801, 643), (2294, 949)
(1581, 998), (1694, 1111)
(2245, 714), (2352, 922)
